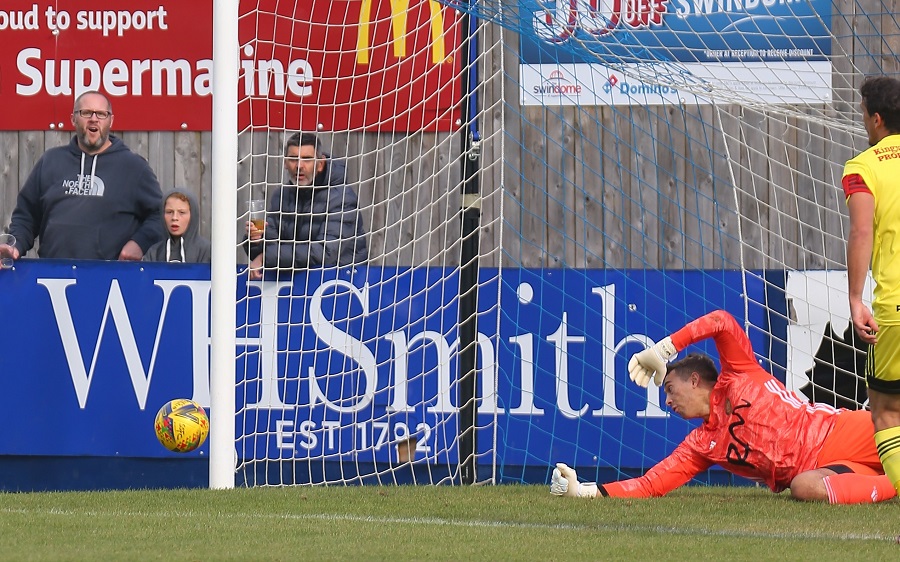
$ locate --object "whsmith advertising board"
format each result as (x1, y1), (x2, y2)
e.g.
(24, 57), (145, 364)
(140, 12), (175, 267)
(0, 260), (796, 489)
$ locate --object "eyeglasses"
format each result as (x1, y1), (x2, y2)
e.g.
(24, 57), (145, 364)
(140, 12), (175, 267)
(74, 110), (112, 120)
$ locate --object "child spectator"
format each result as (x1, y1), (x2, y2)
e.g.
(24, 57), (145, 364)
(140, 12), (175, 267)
(143, 189), (210, 263)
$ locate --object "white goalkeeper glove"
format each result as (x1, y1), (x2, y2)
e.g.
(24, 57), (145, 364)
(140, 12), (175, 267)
(628, 336), (677, 387)
(550, 463), (598, 499)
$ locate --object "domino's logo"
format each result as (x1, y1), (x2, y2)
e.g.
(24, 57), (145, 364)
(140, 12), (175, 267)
(602, 75), (620, 94)
(602, 73), (678, 97)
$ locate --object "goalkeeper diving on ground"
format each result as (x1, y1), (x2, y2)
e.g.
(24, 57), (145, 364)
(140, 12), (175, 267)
(550, 310), (896, 504)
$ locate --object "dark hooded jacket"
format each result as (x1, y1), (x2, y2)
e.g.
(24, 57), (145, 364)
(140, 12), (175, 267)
(142, 189), (211, 263)
(9, 135), (163, 260)
(248, 157), (368, 268)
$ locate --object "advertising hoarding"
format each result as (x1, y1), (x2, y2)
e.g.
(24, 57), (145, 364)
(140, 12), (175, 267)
(0, 261), (785, 489)
(519, 0), (832, 106)
(0, 0), (460, 131)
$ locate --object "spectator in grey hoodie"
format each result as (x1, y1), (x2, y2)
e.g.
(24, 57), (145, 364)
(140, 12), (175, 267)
(245, 132), (367, 279)
(0, 90), (162, 263)
(143, 189), (210, 263)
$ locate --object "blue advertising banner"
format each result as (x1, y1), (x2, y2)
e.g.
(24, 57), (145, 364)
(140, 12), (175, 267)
(520, 0), (830, 63)
(0, 260), (780, 489)
(493, 268), (775, 476)
(516, 0), (832, 105)
(233, 267), (470, 469)
(1, 260), (212, 457)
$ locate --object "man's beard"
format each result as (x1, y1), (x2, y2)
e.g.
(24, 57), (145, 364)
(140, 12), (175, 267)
(78, 130), (108, 151)
(294, 174), (314, 187)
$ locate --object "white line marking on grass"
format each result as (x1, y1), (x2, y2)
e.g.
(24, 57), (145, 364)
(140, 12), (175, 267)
(1, 507), (895, 543)
(294, 513), (897, 543)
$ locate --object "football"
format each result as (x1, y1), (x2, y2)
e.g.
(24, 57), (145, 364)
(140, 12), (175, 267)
(154, 398), (209, 453)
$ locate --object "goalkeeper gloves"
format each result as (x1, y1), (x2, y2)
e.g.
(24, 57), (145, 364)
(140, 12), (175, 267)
(627, 336), (677, 387)
(550, 463), (598, 499)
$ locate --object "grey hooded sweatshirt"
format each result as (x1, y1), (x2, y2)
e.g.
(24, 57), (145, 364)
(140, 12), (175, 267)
(248, 157), (368, 268)
(143, 189), (211, 263)
(9, 135), (163, 260)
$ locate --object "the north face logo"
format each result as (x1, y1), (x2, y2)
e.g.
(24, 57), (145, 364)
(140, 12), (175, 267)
(62, 174), (105, 196)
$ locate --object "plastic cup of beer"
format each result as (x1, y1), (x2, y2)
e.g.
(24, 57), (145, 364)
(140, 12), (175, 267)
(248, 200), (266, 231)
(0, 233), (16, 269)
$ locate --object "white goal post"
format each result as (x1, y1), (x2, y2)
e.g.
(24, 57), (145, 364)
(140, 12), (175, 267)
(210, 0), (238, 490)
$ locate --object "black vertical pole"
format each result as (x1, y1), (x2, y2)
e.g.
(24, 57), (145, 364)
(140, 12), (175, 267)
(458, 3), (481, 485)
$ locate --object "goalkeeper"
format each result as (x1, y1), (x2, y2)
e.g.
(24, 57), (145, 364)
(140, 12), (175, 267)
(550, 310), (896, 504)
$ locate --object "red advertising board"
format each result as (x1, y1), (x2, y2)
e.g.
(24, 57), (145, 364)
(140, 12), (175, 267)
(0, 0), (461, 131)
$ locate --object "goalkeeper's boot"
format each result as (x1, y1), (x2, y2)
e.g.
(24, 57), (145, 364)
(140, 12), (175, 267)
(550, 463), (598, 499)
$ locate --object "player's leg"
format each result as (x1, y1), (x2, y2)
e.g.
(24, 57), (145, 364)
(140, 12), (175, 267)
(868, 390), (900, 495)
(865, 324), (900, 495)
(789, 467), (838, 501)
(796, 409), (896, 503)
(791, 464), (895, 503)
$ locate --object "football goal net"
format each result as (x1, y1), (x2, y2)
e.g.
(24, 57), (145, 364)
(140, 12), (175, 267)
(209, 0), (887, 488)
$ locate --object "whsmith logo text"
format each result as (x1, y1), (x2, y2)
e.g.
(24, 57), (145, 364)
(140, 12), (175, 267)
(36, 273), (669, 419)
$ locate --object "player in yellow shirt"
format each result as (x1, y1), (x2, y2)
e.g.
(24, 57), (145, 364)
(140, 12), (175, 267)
(843, 75), (900, 496)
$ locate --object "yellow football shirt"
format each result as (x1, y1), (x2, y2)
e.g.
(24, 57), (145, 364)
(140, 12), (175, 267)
(843, 134), (900, 325)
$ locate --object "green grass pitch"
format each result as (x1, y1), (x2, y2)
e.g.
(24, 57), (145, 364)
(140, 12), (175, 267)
(0, 485), (897, 560)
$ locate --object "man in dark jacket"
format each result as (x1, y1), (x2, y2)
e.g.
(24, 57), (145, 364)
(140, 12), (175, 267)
(1, 90), (162, 262)
(246, 132), (368, 279)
